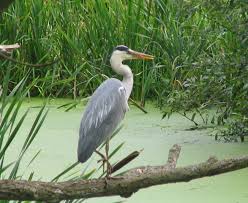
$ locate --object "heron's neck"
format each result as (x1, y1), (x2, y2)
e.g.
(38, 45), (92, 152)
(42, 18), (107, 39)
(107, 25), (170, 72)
(121, 65), (133, 100)
(110, 56), (133, 100)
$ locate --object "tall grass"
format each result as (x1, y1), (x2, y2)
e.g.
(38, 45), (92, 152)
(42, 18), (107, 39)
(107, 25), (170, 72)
(0, 0), (219, 102)
(0, 0), (247, 128)
(0, 69), (49, 183)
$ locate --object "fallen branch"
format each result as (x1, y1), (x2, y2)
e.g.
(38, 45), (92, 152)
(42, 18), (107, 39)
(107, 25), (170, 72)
(1, 144), (248, 201)
(0, 44), (20, 53)
(0, 51), (60, 67)
(0, 44), (60, 67)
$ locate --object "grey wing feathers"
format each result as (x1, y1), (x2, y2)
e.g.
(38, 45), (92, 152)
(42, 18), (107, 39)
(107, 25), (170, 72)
(77, 78), (128, 163)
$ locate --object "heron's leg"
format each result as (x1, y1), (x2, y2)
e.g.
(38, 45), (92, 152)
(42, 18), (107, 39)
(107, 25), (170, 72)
(105, 139), (112, 178)
(94, 141), (112, 178)
(95, 150), (107, 173)
(95, 149), (105, 159)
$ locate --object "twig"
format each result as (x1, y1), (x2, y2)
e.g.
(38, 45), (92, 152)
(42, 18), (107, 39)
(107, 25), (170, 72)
(178, 112), (199, 126)
(0, 44), (60, 67)
(0, 51), (60, 67)
(0, 44), (20, 53)
(111, 150), (141, 174)
(129, 98), (148, 114)
(165, 144), (181, 169)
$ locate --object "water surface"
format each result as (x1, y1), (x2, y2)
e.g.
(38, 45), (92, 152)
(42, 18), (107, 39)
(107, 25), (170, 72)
(6, 99), (248, 203)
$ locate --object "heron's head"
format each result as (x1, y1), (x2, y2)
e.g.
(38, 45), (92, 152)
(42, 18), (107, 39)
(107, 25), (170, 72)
(111, 45), (154, 62)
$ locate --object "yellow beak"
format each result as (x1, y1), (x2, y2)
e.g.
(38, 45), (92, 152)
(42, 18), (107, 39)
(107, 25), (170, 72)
(128, 49), (154, 60)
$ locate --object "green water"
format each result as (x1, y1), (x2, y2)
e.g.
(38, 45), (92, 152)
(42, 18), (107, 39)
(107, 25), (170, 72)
(6, 99), (248, 203)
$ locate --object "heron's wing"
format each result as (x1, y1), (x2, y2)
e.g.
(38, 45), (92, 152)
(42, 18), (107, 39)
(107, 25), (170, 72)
(78, 78), (128, 162)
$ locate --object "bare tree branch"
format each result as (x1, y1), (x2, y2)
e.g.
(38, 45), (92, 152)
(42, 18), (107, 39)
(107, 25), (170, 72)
(0, 44), (20, 53)
(0, 144), (248, 201)
(166, 144), (181, 168)
(129, 98), (148, 114)
(0, 44), (60, 67)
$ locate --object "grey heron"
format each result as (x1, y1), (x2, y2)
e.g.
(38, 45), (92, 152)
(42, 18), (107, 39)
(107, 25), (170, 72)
(77, 45), (154, 176)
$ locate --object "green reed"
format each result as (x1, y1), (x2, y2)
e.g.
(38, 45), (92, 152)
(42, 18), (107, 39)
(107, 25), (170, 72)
(0, 0), (245, 107)
(0, 1), (199, 100)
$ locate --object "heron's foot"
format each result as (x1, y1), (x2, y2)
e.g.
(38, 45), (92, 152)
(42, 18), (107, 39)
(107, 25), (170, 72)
(98, 157), (108, 173)
(95, 150), (112, 174)
(95, 150), (105, 160)
(97, 157), (107, 163)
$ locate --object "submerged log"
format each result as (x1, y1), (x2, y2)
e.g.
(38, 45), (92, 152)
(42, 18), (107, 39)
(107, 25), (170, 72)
(0, 144), (248, 201)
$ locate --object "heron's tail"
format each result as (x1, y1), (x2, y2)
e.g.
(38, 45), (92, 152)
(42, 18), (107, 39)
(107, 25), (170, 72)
(77, 135), (96, 163)
(77, 150), (93, 163)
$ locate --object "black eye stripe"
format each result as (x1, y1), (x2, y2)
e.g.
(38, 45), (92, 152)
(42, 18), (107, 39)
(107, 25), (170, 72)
(115, 45), (129, 52)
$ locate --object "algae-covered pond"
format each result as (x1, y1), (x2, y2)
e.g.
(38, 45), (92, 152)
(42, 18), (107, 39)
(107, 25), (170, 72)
(6, 99), (248, 203)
